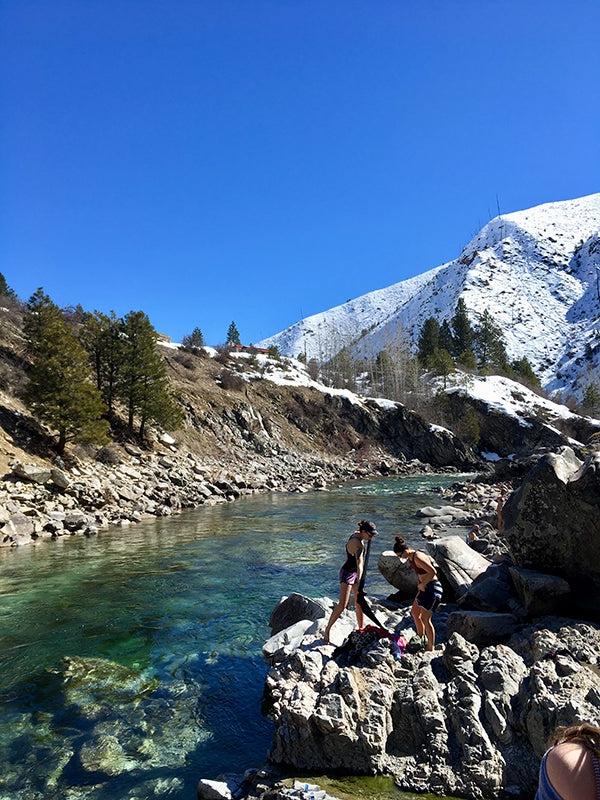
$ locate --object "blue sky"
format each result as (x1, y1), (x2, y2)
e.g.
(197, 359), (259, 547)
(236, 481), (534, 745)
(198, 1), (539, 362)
(2, 1), (599, 345)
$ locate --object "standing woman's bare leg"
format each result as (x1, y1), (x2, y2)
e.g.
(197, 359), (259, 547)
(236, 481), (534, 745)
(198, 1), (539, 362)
(420, 607), (435, 651)
(354, 587), (364, 630)
(324, 583), (352, 643)
(411, 600), (425, 637)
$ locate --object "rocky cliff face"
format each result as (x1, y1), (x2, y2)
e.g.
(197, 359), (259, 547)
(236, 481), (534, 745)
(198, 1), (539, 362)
(263, 598), (600, 800)
(504, 448), (600, 615)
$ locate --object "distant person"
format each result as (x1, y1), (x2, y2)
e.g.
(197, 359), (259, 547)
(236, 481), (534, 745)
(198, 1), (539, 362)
(536, 723), (600, 799)
(393, 536), (442, 652)
(496, 490), (507, 531)
(323, 520), (378, 644)
(467, 524), (480, 544)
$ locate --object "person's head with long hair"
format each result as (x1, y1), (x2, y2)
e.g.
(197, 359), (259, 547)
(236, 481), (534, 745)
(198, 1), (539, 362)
(553, 723), (600, 757)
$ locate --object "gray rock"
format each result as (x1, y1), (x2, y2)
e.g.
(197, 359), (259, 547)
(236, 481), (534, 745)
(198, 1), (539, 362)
(197, 779), (234, 800)
(1, 512), (35, 545)
(49, 468), (70, 489)
(418, 505), (464, 518)
(263, 619), (314, 659)
(79, 733), (136, 776)
(447, 610), (519, 646)
(509, 567), (571, 617)
(269, 593), (332, 635)
(427, 536), (491, 598)
(378, 551), (418, 596)
(13, 462), (51, 484)
(504, 449), (600, 614)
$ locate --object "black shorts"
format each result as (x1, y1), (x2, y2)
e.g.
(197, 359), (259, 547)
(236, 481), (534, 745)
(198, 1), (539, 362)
(416, 580), (443, 612)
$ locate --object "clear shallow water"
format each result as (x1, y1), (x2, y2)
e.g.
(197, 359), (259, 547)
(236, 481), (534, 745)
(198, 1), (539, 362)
(0, 475), (462, 800)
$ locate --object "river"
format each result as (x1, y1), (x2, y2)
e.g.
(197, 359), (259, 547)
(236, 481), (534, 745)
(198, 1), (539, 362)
(0, 474), (464, 800)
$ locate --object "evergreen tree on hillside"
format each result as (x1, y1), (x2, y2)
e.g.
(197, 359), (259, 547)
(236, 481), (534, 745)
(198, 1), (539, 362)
(430, 348), (455, 388)
(119, 311), (182, 439)
(24, 289), (108, 454)
(474, 309), (508, 371)
(226, 321), (241, 346)
(582, 382), (600, 416)
(457, 348), (477, 370)
(80, 311), (124, 414)
(451, 298), (474, 357)
(182, 327), (204, 349)
(0, 273), (16, 298)
(439, 320), (455, 354)
(512, 357), (541, 389)
(417, 317), (440, 366)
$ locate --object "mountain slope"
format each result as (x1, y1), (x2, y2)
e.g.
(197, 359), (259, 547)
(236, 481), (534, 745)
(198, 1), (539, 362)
(259, 193), (600, 396)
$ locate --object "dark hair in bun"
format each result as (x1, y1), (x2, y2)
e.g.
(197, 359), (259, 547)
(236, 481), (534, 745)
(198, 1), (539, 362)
(393, 536), (408, 554)
(358, 520), (376, 534)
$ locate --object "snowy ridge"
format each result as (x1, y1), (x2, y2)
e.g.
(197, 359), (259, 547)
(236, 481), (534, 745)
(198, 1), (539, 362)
(442, 373), (600, 431)
(259, 193), (600, 397)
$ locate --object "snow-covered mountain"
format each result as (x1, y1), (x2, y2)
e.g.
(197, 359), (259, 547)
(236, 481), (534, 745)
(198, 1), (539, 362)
(258, 193), (600, 396)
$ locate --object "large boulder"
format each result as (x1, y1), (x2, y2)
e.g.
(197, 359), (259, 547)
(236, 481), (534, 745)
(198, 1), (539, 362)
(426, 536), (491, 598)
(378, 551), (418, 597)
(1, 513), (35, 546)
(269, 594), (332, 635)
(12, 462), (51, 484)
(503, 449), (600, 615)
(509, 567), (570, 618)
(446, 611), (519, 646)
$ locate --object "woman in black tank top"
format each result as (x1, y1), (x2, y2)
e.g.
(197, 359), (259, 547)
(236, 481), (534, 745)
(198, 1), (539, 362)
(324, 520), (378, 644)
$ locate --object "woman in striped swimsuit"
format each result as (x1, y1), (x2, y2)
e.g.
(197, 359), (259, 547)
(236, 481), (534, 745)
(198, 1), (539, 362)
(536, 724), (600, 800)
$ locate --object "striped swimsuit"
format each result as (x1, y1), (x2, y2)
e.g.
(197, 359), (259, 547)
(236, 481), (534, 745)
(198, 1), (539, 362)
(536, 749), (600, 799)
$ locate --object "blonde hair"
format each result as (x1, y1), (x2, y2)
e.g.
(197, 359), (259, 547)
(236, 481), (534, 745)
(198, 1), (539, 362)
(553, 724), (600, 758)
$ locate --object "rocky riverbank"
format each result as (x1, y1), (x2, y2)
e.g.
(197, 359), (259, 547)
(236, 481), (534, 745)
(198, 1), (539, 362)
(0, 440), (459, 548)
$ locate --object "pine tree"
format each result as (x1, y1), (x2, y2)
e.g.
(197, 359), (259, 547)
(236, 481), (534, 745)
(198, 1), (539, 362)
(417, 318), (440, 366)
(80, 311), (124, 414)
(512, 357), (541, 389)
(226, 321), (241, 346)
(451, 298), (474, 357)
(457, 349), (477, 370)
(182, 327), (204, 349)
(0, 273), (16, 298)
(439, 320), (455, 354)
(582, 383), (600, 416)
(267, 345), (281, 359)
(24, 289), (108, 454)
(474, 309), (508, 371)
(119, 311), (183, 439)
(307, 358), (320, 381)
(430, 348), (455, 388)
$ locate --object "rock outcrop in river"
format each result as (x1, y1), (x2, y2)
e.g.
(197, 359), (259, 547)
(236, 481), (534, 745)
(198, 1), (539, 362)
(262, 596), (600, 800)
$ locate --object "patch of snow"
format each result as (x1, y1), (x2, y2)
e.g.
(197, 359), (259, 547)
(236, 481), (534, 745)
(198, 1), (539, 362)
(368, 397), (400, 410)
(429, 423), (453, 435)
(481, 451), (502, 462)
(158, 340), (182, 351)
(202, 346), (218, 357)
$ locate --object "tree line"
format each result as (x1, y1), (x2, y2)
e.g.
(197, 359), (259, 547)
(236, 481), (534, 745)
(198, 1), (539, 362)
(416, 299), (541, 389)
(23, 288), (182, 454)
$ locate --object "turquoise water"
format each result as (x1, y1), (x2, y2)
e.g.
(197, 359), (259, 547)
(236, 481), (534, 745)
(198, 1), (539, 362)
(0, 475), (462, 800)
